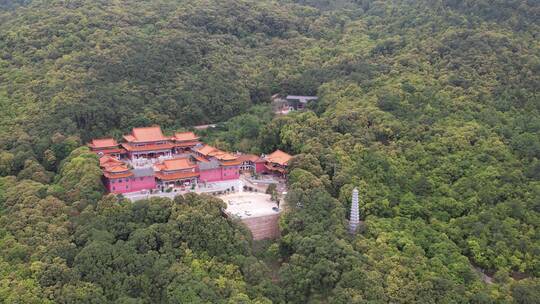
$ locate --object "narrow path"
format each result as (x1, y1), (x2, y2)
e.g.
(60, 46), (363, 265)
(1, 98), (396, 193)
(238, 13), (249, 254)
(473, 266), (493, 284)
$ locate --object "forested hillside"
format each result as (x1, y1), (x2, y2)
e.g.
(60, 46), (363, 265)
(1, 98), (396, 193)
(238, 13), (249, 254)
(1, 0), (539, 303)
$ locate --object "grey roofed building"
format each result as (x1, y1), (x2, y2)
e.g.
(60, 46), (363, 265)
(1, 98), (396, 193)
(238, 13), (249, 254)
(132, 167), (155, 177)
(286, 95), (318, 103)
(198, 159), (221, 170)
(174, 153), (192, 158)
(193, 124), (217, 130)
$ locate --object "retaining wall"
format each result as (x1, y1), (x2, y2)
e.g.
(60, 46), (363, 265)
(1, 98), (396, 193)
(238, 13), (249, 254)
(241, 213), (280, 240)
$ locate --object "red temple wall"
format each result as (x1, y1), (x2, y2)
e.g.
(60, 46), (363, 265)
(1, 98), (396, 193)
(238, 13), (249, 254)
(255, 162), (266, 173)
(199, 166), (240, 182)
(106, 177), (132, 194)
(199, 168), (223, 182)
(221, 166), (240, 180)
(105, 176), (156, 194)
(131, 176), (156, 192)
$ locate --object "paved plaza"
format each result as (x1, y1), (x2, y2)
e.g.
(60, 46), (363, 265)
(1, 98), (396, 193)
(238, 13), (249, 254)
(220, 192), (281, 219)
(120, 178), (284, 240)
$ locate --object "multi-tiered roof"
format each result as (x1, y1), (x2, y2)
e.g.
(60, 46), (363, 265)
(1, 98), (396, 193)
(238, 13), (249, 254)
(193, 144), (242, 166)
(88, 138), (124, 155)
(172, 132), (200, 148)
(264, 149), (292, 174)
(121, 126), (174, 152)
(154, 158), (199, 181)
(99, 155), (133, 179)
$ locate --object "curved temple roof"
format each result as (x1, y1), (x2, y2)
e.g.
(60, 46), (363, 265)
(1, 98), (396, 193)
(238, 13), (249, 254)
(265, 149), (292, 166)
(89, 138), (119, 149)
(173, 131), (199, 142)
(155, 158), (196, 171)
(123, 126), (169, 143)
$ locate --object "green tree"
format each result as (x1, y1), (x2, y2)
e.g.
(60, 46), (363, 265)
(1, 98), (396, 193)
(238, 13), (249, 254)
(0, 151), (14, 176)
(56, 147), (104, 203)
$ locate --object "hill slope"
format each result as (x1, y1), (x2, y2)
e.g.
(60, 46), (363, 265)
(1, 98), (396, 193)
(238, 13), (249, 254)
(0, 0), (539, 303)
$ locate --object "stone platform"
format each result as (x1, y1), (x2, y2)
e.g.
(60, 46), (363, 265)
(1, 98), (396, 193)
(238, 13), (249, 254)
(219, 192), (281, 240)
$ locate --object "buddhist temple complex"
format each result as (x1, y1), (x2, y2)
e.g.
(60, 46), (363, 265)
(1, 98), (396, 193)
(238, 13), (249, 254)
(88, 125), (293, 194)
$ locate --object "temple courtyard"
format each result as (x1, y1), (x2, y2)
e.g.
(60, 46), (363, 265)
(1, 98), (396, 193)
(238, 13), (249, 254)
(122, 179), (283, 220)
(121, 178), (285, 240)
(121, 180), (284, 240)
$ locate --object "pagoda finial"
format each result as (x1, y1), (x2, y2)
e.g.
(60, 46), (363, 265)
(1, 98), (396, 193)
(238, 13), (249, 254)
(349, 187), (360, 234)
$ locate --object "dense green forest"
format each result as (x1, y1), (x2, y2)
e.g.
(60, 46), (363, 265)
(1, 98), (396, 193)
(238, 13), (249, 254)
(1, 0), (539, 303)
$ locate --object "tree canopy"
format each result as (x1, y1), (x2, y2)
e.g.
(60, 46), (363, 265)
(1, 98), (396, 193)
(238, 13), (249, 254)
(1, 0), (539, 303)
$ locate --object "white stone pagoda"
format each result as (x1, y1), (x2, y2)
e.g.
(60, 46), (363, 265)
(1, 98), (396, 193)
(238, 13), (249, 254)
(349, 187), (360, 234)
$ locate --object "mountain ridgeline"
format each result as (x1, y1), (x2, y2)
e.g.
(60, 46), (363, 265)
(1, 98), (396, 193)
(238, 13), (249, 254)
(0, 0), (539, 303)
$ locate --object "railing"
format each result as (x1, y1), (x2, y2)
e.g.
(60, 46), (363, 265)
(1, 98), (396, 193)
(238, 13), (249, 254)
(128, 153), (196, 168)
(129, 155), (176, 168)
